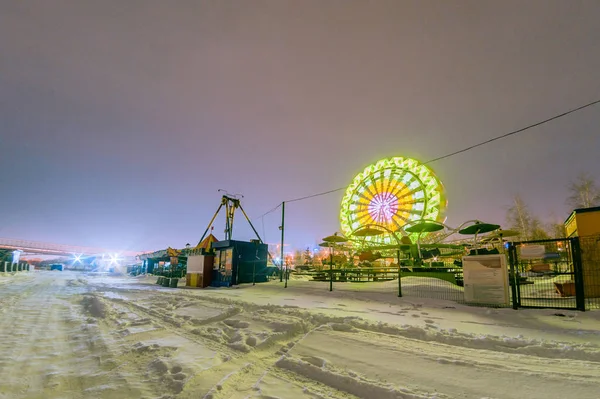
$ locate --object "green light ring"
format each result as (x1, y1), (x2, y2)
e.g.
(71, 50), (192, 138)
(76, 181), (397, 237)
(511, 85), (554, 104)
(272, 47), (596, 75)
(340, 156), (447, 244)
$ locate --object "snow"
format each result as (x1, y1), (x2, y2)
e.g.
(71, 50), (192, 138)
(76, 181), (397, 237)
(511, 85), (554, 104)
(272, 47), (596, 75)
(1, 271), (600, 398)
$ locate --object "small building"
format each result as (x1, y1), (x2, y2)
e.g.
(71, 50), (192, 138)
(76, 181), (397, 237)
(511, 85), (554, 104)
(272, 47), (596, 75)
(565, 206), (600, 238)
(186, 254), (215, 288)
(211, 239), (271, 287)
(185, 234), (218, 288)
(564, 206), (600, 298)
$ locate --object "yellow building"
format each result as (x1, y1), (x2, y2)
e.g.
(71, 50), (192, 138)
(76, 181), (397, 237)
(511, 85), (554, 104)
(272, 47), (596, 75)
(564, 206), (600, 298)
(565, 206), (600, 237)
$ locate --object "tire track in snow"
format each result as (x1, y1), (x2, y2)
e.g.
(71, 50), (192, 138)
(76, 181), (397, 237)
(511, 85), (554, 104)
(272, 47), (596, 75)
(0, 273), (156, 399)
(99, 287), (357, 399)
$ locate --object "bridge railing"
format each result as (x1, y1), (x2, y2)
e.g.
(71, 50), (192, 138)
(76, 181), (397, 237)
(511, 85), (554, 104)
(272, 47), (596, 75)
(0, 237), (141, 256)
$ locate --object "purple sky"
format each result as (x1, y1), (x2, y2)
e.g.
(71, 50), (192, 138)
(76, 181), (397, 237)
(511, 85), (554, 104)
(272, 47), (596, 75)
(1, 1), (599, 252)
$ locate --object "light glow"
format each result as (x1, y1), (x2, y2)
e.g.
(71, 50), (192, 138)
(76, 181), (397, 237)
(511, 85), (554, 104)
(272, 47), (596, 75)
(340, 156), (446, 243)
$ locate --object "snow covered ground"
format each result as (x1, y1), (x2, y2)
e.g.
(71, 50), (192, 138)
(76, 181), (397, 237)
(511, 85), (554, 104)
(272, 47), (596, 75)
(1, 271), (600, 399)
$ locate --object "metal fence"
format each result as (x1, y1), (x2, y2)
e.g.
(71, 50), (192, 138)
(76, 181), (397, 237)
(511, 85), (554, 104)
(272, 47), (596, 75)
(507, 236), (600, 311)
(288, 248), (476, 305)
(275, 236), (600, 311)
(507, 238), (582, 310)
(579, 235), (600, 310)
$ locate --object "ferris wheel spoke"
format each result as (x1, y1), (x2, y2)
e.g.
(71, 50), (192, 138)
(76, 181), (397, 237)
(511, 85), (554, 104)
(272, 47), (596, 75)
(396, 186), (422, 201)
(388, 179), (406, 197)
(365, 181), (380, 200)
(356, 212), (373, 226)
(392, 213), (410, 226)
(400, 198), (425, 207)
(356, 186), (375, 204)
(380, 174), (390, 194)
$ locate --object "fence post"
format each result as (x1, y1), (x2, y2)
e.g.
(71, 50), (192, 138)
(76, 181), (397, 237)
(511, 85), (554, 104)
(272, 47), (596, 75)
(508, 243), (519, 310)
(571, 237), (586, 311)
(397, 249), (402, 297)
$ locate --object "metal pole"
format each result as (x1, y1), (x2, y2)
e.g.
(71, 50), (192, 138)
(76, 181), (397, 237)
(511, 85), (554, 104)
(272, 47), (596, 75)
(572, 237), (586, 311)
(225, 201), (231, 240)
(329, 246), (333, 292)
(508, 243), (519, 310)
(280, 201), (285, 283)
(397, 249), (402, 297)
(229, 199), (238, 240)
(284, 259), (289, 288)
(238, 203), (265, 242)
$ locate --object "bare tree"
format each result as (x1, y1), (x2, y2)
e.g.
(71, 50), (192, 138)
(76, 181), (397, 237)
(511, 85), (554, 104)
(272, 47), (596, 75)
(530, 218), (550, 240)
(546, 214), (567, 239)
(506, 195), (533, 240)
(567, 173), (600, 209)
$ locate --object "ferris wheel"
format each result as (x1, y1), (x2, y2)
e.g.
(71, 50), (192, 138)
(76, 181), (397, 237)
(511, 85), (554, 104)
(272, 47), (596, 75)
(340, 157), (447, 244)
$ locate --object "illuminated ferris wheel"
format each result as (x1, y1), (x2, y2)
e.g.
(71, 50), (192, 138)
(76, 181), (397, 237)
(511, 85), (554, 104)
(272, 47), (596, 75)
(340, 157), (447, 244)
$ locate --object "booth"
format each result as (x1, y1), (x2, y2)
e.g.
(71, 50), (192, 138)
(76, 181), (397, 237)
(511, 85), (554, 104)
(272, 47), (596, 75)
(186, 254), (215, 288)
(211, 240), (269, 287)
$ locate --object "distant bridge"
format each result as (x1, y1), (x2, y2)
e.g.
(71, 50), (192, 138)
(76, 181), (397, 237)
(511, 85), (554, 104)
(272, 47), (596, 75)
(0, 237), (141, 258)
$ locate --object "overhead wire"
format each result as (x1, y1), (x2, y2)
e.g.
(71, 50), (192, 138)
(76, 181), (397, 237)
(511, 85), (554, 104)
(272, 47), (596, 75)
(254, 98), (600, 215)
(423, 98), (600, 165)
(252, 203), (282, 222)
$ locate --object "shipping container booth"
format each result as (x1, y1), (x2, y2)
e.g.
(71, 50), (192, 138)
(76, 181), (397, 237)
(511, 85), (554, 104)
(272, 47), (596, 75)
(211, 240), (269, 287)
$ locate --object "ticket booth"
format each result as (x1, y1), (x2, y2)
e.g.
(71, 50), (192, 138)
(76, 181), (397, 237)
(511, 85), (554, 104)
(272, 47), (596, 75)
(186, 254), (215, 288)
(211, 240), (269, 287)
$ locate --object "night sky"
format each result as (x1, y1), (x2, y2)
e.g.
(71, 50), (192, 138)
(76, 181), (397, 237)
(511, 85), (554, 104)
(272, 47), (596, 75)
(1, 1), (599, 252)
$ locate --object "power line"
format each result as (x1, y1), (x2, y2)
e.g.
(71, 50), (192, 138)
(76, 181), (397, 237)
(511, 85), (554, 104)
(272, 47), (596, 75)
(253, 203), (282, 221)
(424, 98), (600, 165)
(285, 187), (346, 203)
(259, 98), (600, 209)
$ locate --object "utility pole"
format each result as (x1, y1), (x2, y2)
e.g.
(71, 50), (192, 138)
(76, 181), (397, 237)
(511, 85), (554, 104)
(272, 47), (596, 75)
(280, 201), (285, 284)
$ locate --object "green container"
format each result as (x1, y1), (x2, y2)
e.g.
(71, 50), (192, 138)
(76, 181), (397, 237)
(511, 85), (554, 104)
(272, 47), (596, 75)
(156, 276), (163, 285)
(162, 278), (171, 287)
(169, 278), (178, 288)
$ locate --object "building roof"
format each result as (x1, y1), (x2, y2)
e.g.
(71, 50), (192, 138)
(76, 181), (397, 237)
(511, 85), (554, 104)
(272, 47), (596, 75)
(196, 234), (218, 250)
(564, 206), (600, 224)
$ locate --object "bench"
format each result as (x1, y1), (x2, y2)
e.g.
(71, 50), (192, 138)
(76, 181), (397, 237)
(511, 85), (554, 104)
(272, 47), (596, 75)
(530, 263), (552, 274)
(554, 281), (576, 297)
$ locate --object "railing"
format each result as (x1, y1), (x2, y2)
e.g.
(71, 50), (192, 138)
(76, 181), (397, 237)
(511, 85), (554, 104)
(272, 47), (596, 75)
(0, 237), (140, 256)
